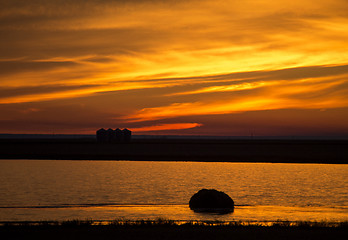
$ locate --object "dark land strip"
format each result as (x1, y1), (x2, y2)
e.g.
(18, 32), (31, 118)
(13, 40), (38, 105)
(0, 139), (347, 164)
(1, 220), (347, 240)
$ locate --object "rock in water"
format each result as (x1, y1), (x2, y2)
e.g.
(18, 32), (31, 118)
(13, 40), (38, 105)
(189, 189), (234, 213)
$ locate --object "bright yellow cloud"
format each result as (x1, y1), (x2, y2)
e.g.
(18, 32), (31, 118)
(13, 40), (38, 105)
(167, 81), (272, 96)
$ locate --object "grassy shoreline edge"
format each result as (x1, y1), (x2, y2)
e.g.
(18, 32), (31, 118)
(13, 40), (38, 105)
(1, 219), (347, 228)
(2, 219), (347, 240)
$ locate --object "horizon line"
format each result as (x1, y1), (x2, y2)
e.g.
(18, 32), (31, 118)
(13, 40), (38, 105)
(1, 133), (348, 140)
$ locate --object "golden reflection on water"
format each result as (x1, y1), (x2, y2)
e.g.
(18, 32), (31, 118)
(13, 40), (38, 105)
(0, 161), (347, 222)
(1, 205), (346, 223)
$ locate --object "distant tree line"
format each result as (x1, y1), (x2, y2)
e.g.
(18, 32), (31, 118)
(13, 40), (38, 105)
(96, 128), (131, 143)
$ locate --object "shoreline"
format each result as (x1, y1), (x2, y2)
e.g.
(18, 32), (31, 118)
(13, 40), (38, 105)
(1, 219), (347, 227)
(1, 220), (347, 240)
(0, 139), (347, 163)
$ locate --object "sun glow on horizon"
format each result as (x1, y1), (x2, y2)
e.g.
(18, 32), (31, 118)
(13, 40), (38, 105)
(131, 123), (203, 133)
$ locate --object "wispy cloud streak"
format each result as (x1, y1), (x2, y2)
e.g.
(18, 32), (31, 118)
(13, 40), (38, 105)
(131, 123), (202, 132)
(125, 73), (348, 122)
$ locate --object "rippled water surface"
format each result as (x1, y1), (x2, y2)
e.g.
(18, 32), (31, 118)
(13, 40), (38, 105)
(0, 160), (347, 222)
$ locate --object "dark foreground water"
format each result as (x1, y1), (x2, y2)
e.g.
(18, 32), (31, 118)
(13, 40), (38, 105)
(0, 160), (347, 222)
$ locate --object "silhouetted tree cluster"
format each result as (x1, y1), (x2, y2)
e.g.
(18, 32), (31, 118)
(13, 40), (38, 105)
(96, 128), (131, 143)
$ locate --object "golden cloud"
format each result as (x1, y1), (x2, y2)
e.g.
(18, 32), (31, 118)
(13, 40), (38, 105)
(125, 74), (348, 122)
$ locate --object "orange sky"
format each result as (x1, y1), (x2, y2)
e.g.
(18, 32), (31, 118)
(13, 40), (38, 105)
(1, 0), (348, 136)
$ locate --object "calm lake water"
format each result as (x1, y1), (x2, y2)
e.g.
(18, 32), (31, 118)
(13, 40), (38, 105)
(0, 160), (347, 222)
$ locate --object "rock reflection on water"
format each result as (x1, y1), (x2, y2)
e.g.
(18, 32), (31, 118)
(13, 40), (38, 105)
(191, 208), (234, 215)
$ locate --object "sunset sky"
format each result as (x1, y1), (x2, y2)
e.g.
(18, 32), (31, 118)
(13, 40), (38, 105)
(1, 0), (348, 136)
